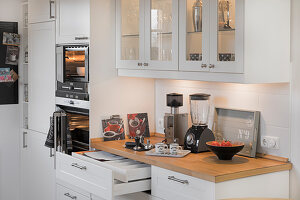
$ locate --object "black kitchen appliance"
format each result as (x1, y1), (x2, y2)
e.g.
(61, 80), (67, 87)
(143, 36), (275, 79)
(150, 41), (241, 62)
(53, 105), (90, 154)
(184, 94), (215, 153)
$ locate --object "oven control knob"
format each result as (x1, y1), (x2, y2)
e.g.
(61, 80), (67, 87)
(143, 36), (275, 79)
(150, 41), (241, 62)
(69, 100), (74, 105)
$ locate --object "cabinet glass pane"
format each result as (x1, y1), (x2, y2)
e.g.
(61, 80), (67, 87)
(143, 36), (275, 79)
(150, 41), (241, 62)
(151, 0), (172, 61)
(121, 0), (139, 60)
(218, 0), (235, 61)
(186, 0), (203, 62)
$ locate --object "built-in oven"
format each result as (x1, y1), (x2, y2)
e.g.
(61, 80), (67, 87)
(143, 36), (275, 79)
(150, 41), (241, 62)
(56, 45), (89, 83)
(53, 104), (90, 155)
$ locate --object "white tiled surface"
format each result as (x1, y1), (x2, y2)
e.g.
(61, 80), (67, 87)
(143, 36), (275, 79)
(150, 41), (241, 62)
(155, 79), (290, 158)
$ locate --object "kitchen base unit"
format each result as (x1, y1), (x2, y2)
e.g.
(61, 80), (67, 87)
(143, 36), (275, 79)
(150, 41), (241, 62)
(56, 152), (152, 200)
(151, 166), (289, 200)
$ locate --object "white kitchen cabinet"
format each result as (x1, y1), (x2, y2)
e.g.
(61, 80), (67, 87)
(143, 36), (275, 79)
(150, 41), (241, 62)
(151, 166), (290, 200)
(56, 0), (90, 44)
(118, 0), (291, 83)
(21, 130), (55, 200)
(28, 22), (56, 134)
(28, 0), (55, 24)
(56, 152), (151, 200)
(179, 0), (244, 73)
(116, 0), (178, 70)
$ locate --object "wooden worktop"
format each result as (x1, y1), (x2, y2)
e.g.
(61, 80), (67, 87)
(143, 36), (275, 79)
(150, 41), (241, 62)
(90, 136), (292, 183)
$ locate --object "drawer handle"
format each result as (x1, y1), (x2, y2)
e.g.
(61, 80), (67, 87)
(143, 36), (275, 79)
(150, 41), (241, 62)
(71, 163), (87, 170)
(64, 193), (77, 199)
(168, 176), (189, 185)
(75, 36), (89, 40)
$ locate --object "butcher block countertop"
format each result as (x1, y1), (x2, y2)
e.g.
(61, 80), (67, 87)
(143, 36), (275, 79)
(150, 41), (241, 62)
(90, 136), (292, 183)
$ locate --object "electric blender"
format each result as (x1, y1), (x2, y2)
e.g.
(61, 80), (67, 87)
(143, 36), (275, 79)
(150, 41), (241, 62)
(184, 93), (215, 153)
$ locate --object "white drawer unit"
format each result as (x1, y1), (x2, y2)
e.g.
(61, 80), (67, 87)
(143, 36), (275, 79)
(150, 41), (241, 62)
(57, 184), (90, 200)
(56, 152), (151, 200)
(151, 166), (290, 200)
(151, 166), (215, 200)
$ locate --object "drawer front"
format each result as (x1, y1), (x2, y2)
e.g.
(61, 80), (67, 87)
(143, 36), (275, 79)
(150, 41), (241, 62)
(151, 166), (215, 200)
(56, 184), (90, 200)
(73, 152), (151, 182)
(56, 152), (113, 200)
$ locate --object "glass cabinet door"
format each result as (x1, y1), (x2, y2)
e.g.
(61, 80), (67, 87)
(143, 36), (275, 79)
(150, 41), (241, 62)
(179, 0), (210, 71)
(144, 0), (178, 70)
(209, 0), (244, 73)
(116, 0), (144, 69)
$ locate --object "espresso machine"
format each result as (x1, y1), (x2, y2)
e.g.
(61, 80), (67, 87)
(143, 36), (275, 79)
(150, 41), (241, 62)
(164, 93), (188, 145)
(184, 94), (215, 153)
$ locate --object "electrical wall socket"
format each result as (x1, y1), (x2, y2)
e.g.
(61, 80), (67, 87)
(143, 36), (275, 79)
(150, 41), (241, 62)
(261, 136), (280, 149)
(158, 118), (164, 129)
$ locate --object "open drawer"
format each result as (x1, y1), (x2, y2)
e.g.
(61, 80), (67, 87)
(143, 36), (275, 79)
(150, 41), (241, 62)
(56, 151), (151, 200)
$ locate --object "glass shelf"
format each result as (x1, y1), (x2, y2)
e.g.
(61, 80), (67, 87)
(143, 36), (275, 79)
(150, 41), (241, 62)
(122, 34), (139, 37)
(151, 32), (172, 35)
(187, 29), (235, 34)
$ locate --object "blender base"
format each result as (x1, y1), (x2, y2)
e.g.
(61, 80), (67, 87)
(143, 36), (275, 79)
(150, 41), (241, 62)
(184, 125), (215, 153)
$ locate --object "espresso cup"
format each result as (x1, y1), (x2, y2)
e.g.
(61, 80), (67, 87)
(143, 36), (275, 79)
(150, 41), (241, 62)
(155, 143), (168, 154)
(170, 143), (183, 155)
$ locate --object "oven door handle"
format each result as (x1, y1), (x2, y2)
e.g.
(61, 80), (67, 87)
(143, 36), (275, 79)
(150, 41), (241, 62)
(56, 46), (65, 83)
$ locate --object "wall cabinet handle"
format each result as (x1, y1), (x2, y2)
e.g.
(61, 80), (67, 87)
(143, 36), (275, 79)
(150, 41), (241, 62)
(209, 64), (215, 69)
(201, 64), (207, 68)
(75, 37), (89, 40)
(23, 132), (28, 148)
(49, 0), (55, 19)
(71, 163), (87, 170)
(64, 193), (77, 199)
(168, 176), (189, 185)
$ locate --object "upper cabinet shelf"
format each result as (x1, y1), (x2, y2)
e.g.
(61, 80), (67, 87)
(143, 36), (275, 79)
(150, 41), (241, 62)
(116, 0), (291, 84)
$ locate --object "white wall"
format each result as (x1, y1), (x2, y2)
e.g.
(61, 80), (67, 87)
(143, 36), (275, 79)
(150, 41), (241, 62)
(290, 0), (300, 198)
(155, 80), (290, 158)
(0, 1), (22, 200)
(90, 0), (155, 139)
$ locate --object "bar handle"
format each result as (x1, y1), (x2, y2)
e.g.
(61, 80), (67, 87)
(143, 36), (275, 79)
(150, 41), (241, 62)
(168, 176), (189, 185)
(49, 0), (55, 19)
(23, 132), (28, 148)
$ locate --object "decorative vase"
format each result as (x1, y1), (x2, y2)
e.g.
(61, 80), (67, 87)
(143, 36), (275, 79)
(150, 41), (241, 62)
(193, 0), (202, 32)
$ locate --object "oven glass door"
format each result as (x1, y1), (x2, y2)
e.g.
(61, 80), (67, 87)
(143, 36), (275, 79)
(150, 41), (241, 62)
(64, 46), (89, 82)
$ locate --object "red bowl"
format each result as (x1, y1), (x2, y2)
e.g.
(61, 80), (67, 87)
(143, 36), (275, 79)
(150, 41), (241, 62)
(206, 141), (245, 160)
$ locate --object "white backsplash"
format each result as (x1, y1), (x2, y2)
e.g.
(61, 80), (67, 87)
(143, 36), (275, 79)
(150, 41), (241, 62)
(155, 79), (290, 158)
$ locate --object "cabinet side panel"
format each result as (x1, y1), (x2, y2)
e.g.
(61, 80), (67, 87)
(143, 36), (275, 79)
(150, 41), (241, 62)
(244, 0), (291, 83)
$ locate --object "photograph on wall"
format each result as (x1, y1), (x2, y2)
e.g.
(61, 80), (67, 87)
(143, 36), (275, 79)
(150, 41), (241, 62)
(2, 32), (20, 46)
(127, 113), (150, 138)
(101, 115), (125, 141)
(5, 46), (19, 65)
(0, 68), (12, 82)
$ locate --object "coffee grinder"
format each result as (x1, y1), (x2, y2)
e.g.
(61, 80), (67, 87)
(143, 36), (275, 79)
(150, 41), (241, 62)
(184, 94), (215, 153)
(164, 93), (188, 145)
